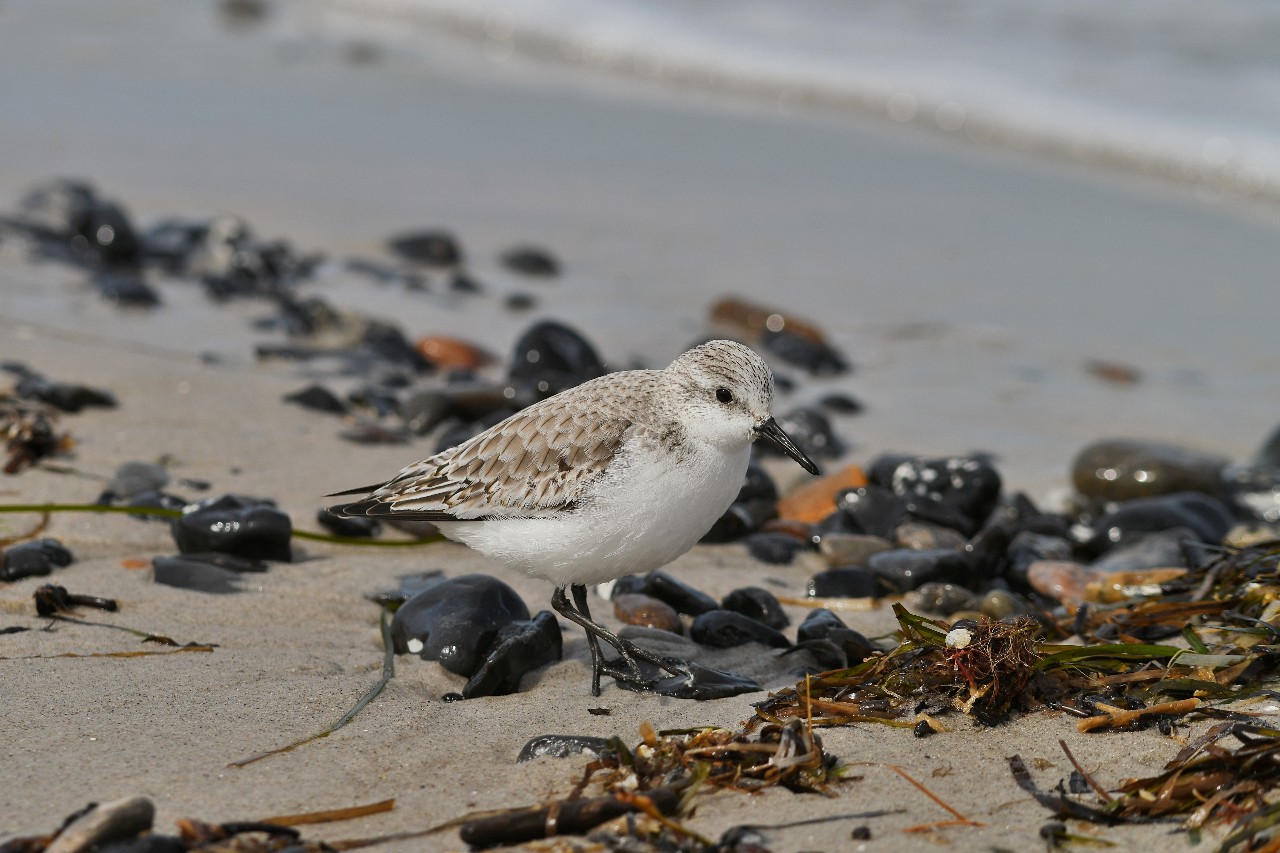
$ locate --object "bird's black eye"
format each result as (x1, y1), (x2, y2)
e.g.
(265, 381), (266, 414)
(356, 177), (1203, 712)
(715, 387), (733, 404)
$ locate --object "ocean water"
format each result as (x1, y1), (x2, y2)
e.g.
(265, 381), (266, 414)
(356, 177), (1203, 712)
(323, 0), (1280, 202)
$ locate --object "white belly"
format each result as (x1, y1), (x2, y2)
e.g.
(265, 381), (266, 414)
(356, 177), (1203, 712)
(436, 440), (750, 588)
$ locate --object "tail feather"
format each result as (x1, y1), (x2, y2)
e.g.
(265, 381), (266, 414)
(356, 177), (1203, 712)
(323, 482), (388, 498)
(326, 497), (468, 522)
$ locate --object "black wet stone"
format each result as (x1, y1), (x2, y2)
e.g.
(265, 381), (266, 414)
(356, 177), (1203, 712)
(500, 245), (560, 277)
(836, 485), (903, 540)
(517, 734), (611, 762)
(507, 320), (606, 400)
(316, 508), (382, 539)
(463, 611), (563, 698)
(94, 272), (159, 306)
(152, 552), (267, 594)
(1259, 424), (1280, 467)
(449, 271), (483, 293)
(760, 328), (849, 375)
(703, 463), (779, 543)
(400, 389), (454, 436)
(284, 384), (348, 414)
(360, 321), (432, 372)
(387, 229), (461, 266)
(391, 574), (530, 677)
(819, 392), (863, 414)
(1071, 438), (1229, 502)
(690, 610), (790, 649)
(644, 570), (719, 616)
(14, 374), (117, 413)
(1222, 463), (1280, 524)
(794, 608), (876, 667)
(171, 494), (292, 561)
(107, 461), (169, 499)
(616, 661), (762, 700)
(768, 406), (845, 460)
(868, 548), (973, 593)
(744, 532), (807, 565)
(1006, 531), (1074, 588)
(722, 586), (789, 630)
(807, 567), (881, 599)
(347, 385), (401, 418)
(869, 454), (1003, 536)
(1090, 529), (1198, 573)
(1, 539), (74, 582)
(1090, 492), (1234, 549)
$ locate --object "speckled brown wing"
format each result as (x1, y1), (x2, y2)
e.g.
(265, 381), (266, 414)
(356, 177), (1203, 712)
(329, 375), (652, 521)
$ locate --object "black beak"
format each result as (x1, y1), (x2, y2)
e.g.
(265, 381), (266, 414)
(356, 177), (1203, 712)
(756, 417), (820, 475)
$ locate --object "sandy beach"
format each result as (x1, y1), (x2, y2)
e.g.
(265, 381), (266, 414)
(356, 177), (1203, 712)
(3, 2), (1280, 851)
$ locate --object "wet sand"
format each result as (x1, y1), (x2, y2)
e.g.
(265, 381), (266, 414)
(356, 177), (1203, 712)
(3, 1), (1280, 850)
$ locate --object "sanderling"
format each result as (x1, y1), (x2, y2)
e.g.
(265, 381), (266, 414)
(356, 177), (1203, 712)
(328, 339), (819, 696)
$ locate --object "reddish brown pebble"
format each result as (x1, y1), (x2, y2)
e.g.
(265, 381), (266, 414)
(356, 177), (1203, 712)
(415, 336), (493, 370)
(709, 296), (828, 345)
(777, 464), (868, 524)
(761, 518), (814, 541)
(613, 594), (682, 634)
(1027, 560), (1098, 608)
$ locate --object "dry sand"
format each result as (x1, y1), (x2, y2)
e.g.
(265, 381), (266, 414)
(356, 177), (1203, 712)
(3, 1), (1280, 850)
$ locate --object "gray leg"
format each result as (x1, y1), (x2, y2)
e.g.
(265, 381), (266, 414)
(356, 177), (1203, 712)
(551, 587), (682, 696)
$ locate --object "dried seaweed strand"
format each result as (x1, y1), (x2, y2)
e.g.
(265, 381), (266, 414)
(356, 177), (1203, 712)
(1077, 699), (1200, 733)
(230, 608), (395, 768)
(261, 799), (396, 826)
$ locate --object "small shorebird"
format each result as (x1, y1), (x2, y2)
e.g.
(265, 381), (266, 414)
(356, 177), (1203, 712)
(328, 339), (819, 695)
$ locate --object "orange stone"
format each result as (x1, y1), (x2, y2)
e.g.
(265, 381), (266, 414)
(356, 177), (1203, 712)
(776, 464), (868, 524)
(709, 296), (828, 345)
(415, 336), (493, 370)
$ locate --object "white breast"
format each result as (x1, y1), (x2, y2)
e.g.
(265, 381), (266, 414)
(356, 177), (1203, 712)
(436, 437), (751, 589)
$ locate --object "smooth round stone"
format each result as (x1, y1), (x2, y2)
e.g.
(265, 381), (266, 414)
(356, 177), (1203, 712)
(795, 608), (876, 666)
(386, 229), (462, 266)
(108, 462), (169, 499)
(416, 336), (493, 371)
(979, 589), (1025, 619)
(1090, 529), (1196, 573)
(722, 586), (789, 630)
(903, 582), (979, 616)
(816, 532), (893, 567)
(151, 552), (267, 594)
(1006, 531), (1074, 586)
(284, 384), (347, 415)
(1259, 424), (1280, 467)
(868, 454), (1003, 536)
(1092, 492), (1234, 547)
(391, 574), (530, 677)
(644, 570), (719, 616)
(316, 508), (381, 539)
(867, 548), (972, 593)
(400, 389), (453, 436)
(1084, 569), (1187, 604)
(836, 485), (904, 539)
(819, 393), (863, 414)
(1071, 439), (1228, 502)
(807, 567), (881, 598)
(1222, 463), (1280, 524)
(744, 531), (808, 565)
(760, 329), (849, 375)
(1, 538), (74, 582)
(1026, 560), (1097, 607)
(171, 494), (292, 561)
(508, 320), (606, 401)
(769, 406), (846, 460)
(517, 734), (611, 762)
(701, 497), (777, 543)
(690, 610), (790, 649)
(895, 521), (967, 551)
(501, 245), (560, 277)
(613, 594), (682, 634)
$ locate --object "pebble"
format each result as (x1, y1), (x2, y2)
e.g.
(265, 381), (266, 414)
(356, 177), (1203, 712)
(0, 538), (74, 582)
(868, 453), (1003, 536)
(151, 552), (267, 594)
(391, 574), (530, 677)
(44, 796), (155, 853)
(1005, 531), (1074, 587)
(12, 371), (117, 413)
(1091, 492), (1234, 548)
(690, 609), (790, 649)
(1090, 529), (1196, 573)
(517, 734), (611, 762)
(794, 608), (876, 667)
(1085, 569), (1187, 604)
(95, 271), (160, 306)
(761, 328), (849, 375)
(106, 461), (169, 499)
(644, 570), (719, 616)
(416, 336), (493, 371)
(835, 485), (904, 540)
(507, 320), (607, 400)
(816, 531), (894, 567)
(979, 589), (1024, 619)
(387, 229), (462, 266)
(703, 462), (779, 542)
(171, 494), (293, 561)
(284, 384), (348, 414)
(1026, 560), (1097, 608)
(360, 321), (432, 372)
(500, 245), (560, 277)
(1259, 423), (1280, 467)
(776, 464), (867, 524)
(1071, 438), (1228, 502)
(903, 582), (980, 616)
(819, 392), (864, 414)
(1222, 462), (1280, 524)
(895, 521), (968, 551)
(721, 586), (789, 630)
(613, 594), (682, 633)
(462, 610), (563, 698)
(807, 567), (881, 599)
(867, 548), (972, 593)
(743, 531), (808, 565)
(400, 389), (454, 435)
